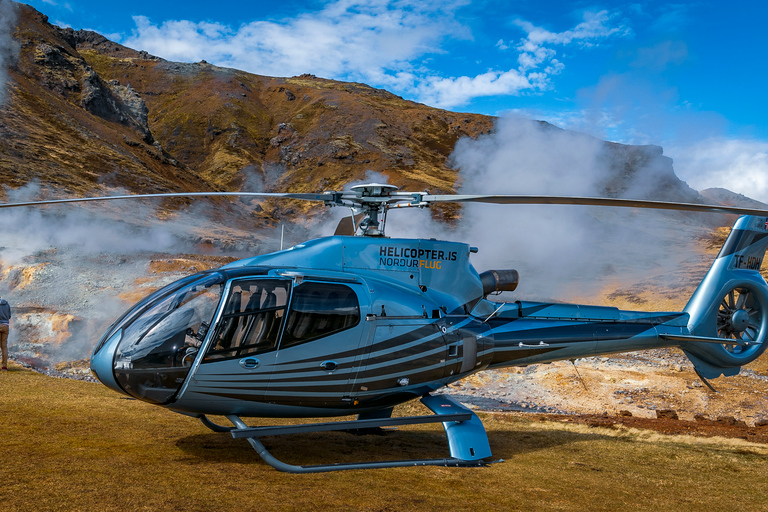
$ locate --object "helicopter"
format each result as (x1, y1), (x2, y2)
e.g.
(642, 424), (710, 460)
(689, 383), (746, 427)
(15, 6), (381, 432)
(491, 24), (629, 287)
(5, 182), (768, 473)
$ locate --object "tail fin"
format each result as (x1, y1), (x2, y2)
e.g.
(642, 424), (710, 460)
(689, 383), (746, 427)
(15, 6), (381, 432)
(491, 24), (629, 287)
(683, 215), (768, 378)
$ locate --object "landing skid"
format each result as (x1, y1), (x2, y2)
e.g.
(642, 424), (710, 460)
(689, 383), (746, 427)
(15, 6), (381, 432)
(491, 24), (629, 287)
(213, 394), (497, 473)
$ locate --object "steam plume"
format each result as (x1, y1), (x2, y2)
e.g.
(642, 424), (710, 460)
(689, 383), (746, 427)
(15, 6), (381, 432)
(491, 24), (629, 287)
(389, 117), (703, 301)
(0, 0), (17, 105)
(0, 182), (274, 365)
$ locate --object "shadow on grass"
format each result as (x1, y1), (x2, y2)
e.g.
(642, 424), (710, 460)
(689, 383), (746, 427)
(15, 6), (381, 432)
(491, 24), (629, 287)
(175, 421), (610, 468)
(488, 425), (609, 459)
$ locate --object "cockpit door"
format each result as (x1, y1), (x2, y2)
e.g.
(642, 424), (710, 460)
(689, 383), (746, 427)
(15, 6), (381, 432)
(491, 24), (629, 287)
(186, 278), (291, 405)
(265, 279), (369, 409)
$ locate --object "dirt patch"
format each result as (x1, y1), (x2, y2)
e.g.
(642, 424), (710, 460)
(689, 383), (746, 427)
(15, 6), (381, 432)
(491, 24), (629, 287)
(545, 413), (768, 443)
(442, 347), (768, 442)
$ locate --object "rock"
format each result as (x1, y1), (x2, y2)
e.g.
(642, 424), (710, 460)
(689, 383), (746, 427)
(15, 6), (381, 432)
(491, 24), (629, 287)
(656, 409), (679, 420)
(755, 419), (768, 427)
(694, 414), (709, 422)
(618, 410), (633, 417)
(277, 123), (295, 134)
(715, 416), (748, 427)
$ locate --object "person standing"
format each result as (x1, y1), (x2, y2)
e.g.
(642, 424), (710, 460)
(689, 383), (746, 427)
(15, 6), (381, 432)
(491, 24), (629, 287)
(0, 296), (10, 370)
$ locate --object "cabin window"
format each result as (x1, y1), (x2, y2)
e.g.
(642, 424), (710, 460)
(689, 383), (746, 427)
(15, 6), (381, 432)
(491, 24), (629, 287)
(204, 279), (290, 361)
(281, 282), (360, 349)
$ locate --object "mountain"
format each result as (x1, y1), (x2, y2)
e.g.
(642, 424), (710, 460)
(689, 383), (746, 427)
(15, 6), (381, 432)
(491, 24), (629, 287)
(700, 188), (768, 210)
(1, 2), (710, 228)
(2, 3), (498, 225)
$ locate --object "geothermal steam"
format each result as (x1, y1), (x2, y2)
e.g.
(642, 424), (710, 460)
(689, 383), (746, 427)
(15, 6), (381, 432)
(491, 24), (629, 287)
(0, 183), (257, 365)
(0, 0), (17, 105)
(0, 118), (708, 366)
(388, 117), (703, 300)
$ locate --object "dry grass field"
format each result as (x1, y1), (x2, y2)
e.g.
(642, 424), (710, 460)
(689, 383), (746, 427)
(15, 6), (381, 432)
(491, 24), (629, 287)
(2, 364), (768, 512)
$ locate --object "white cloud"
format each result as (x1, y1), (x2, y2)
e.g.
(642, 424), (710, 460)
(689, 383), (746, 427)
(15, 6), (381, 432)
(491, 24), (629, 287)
(631, 40), (688, 71)
(36, 0), (72, 9)
(415, 70), (533, 109)
(669, 138), (768, 202)
(514, 10), (631, 71)
(650, 3), (693, 32)
(124, 1), (465, 79)
(120, 1), (630, 109)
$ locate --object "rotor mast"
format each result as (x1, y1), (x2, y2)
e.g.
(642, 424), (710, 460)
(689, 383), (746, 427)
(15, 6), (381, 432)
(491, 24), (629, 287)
(326, 183), (427, 237)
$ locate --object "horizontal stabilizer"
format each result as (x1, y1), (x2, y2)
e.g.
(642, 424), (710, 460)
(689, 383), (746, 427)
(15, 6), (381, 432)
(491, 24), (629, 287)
(660, 334), (747, 346)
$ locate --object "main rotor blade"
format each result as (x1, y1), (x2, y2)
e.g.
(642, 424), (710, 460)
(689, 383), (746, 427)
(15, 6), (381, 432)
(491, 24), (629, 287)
(5, 187), (768, 218)
(0, 191), (336, 209)
(422, 194), (768, 217)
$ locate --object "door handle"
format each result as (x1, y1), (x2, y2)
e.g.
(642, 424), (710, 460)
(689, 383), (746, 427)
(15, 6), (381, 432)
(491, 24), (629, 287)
(321, 360), (338, 372)
(239, 357), (260, 370)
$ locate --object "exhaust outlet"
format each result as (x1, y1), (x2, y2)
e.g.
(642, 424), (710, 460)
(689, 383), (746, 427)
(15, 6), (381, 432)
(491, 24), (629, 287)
(480, 269), (519, 296)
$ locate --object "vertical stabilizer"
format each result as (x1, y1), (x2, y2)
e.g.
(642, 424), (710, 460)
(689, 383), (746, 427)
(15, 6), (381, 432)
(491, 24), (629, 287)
(683, 216), (768, 378)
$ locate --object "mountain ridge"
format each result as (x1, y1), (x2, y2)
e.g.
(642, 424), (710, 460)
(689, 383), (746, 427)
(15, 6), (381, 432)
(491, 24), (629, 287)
(0, 2), (733, 229)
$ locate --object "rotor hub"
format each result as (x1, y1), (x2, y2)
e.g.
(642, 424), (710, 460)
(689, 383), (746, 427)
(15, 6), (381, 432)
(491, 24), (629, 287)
(328, 183), (428, 236)
(730, 309), (750, 333)
(350, 183), (400, 197)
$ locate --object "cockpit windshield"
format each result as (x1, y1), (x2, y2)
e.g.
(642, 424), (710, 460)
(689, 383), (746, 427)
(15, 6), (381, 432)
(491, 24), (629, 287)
(112, 273), (225, 404)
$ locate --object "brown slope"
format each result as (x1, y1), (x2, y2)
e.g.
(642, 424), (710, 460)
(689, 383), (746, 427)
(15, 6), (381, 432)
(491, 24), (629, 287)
(72, 48), (495, 194)
(2, 2), (710, 229)
(0, 5), (214, 199)
(2, 3), (498, 226)
(70, 43), (495, 223)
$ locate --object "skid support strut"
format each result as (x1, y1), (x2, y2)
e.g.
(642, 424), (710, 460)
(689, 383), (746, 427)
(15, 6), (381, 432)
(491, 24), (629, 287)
(226, 394), (495, 473)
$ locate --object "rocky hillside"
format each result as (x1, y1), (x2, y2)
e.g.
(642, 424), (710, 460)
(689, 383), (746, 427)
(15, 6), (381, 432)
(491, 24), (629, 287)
(2, 4), (496, 226)
(0, 3), (706, 228)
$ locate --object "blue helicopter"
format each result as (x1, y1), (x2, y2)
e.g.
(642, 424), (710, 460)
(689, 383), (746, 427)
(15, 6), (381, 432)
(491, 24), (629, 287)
(5, 183), (768, 472)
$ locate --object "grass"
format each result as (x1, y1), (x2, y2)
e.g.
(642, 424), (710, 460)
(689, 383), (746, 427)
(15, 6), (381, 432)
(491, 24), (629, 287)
(2, 364), (768, 512)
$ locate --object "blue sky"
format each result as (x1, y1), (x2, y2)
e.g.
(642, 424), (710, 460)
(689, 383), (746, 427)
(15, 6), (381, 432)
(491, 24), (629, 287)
(20, 0), (768, 201)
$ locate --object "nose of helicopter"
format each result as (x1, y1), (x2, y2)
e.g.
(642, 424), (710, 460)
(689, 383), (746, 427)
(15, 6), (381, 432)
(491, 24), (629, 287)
(90, 329), (126, 395)
(89, 271), (226, 404)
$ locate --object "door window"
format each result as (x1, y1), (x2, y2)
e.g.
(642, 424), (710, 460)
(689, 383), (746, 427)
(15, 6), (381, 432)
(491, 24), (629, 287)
(204, 279), (290, 361)
(281, 282), (360, 349)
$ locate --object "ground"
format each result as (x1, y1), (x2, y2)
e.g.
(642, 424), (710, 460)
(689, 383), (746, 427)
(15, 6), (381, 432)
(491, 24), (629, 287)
(14, 345), (768, 444)
(440, 347), (768, 441)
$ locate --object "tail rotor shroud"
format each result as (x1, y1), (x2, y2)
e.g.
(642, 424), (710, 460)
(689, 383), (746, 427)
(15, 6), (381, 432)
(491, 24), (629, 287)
(717, 286), (765, 350)
(683, 216), (768, 377)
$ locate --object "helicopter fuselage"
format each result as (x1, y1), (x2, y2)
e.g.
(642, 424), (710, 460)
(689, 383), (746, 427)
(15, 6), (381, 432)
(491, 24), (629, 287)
(90, 235), (692, 418)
